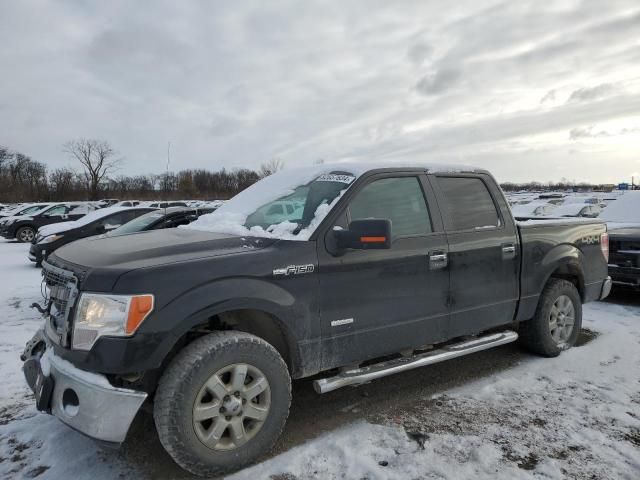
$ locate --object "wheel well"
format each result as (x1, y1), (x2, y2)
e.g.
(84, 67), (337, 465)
(167, 309), (294, 374)
(549, 264), (585, 301)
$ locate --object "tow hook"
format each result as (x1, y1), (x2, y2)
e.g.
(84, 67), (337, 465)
(30, 302), (48, 315)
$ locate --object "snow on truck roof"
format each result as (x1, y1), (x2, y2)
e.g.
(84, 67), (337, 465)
(185, 162), (485, 241)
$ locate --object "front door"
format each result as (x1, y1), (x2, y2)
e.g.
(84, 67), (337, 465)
(316, 173), (450, 370)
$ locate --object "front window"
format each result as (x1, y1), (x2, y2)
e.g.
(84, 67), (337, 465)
(44, 205), (68, 216)
(108, 211), (164, 236)
(187, 168), (358, 240)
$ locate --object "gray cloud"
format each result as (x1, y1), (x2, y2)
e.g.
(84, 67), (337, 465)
(568, 84), (618, 103)
(570, 125), (640, 140)
(0, 0), (639, 183)
(415, 68), (460, 95)
(407, 42), (432, 65)
(540, 89), (556, 104)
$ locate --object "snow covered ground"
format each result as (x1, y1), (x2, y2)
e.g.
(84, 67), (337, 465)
(0, 240), (638, 479)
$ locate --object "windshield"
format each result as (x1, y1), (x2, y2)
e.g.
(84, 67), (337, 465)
(19, 205), (48, 215)
(109, 211), (164, 236)
(186, 167), (359, 240)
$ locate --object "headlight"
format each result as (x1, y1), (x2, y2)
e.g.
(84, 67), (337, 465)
(39, 234), (64, 244)
(5, 218), (15, 226)
(72, 293), (154, 350)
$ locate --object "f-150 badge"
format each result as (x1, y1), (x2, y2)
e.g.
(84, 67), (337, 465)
(273, 264), (315, 277)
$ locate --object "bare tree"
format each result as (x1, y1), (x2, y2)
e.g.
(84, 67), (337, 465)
(64, 139), (121, 200)
(259, 157), (285, 177)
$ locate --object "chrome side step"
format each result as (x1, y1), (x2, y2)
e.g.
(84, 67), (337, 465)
(313, 330), (518, 394)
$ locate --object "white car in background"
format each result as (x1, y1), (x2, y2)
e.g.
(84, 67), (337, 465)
(511, 201), (557, 218)
(551, 203), (601, 218)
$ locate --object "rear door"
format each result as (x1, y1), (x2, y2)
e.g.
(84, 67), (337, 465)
(317, 172), (450, 369)
(430, 174), (519, 338)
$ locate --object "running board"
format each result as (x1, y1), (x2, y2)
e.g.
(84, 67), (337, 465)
(313, 330), (518, 394)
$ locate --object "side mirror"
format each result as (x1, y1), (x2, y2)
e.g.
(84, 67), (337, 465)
(333, 219), (392, 251)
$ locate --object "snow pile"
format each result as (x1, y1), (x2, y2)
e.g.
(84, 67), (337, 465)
(601, 191), (640, 228)
(185, 165), (359, 240)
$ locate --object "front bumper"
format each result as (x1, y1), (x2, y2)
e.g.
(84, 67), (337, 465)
(23, 334), (147, 443)
(28, 243), (45, 263)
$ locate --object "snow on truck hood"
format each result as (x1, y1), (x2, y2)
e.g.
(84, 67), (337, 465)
(185, 162), (481, 241)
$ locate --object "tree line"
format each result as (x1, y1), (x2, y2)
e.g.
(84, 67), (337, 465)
(2, 140), (616, 204)
(500, 180), (616, 192)
(0, 142), (274, 203)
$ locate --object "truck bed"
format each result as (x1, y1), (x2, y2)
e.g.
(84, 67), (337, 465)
(515, 217), (608, 322)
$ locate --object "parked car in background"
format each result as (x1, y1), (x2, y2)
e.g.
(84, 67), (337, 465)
(564, 196), (605, 207)
(0, 203), (52, 219)
(28, 206), (155, 264)
(600, 191), (640, 289)
(97, 199), (120, 207)
(113, 200), (141, 207)
(146, 201), (189, 208)
(0, 203), (94, 243)
(105, 207), (214, 237)
(550, 203), (601, 218)
(511, 201), (557, 218)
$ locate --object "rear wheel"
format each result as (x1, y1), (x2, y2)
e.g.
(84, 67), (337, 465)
(16, 226), (35, 243)
(154, 331), (291, 477)
(518, 279), (582, 357)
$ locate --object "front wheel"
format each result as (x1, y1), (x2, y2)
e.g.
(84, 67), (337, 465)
(154, 331), (291, 477)
(16, 226), (36, 243)
(518, 278), (582, 357)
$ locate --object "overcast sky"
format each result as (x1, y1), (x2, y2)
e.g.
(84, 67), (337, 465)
(1, 0), (639, 183)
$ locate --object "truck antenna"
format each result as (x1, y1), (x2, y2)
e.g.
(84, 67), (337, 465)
(165, 141), (171, 215)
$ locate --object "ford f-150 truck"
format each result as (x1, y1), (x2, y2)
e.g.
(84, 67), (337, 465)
(21, 164), (611, 476)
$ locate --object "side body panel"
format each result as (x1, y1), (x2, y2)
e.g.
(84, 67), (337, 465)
(516, 220), (608, 321)
(315, 171), (450, 370)
(429, 173), (520, 337)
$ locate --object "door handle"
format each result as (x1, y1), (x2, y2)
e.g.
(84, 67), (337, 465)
(429, 251), (448, 270)
(502, 244), (517, 259)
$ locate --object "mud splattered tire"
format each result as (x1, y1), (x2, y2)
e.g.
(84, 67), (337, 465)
(154, 331), (291, 477)
(519, 279), (582, 357)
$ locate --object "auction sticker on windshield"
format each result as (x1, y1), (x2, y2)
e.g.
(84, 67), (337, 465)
(316, 173), (355, 184)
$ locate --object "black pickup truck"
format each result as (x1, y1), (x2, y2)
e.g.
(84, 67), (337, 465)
(21, 164), (611, 476)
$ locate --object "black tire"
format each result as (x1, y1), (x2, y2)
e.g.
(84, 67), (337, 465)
(16, 226), (35, 243)
(154, 331), (291, 477)
(519, 278), (582, 357)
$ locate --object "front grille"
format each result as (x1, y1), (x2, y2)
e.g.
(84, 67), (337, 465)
(41, 260), (79, 347)
(609, 240), (640, 268)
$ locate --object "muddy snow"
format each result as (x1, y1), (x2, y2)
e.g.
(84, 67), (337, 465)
(0, 240), (638, 479)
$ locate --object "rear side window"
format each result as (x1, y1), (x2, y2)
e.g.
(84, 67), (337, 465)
(435, 176), (500, 231)
(348, 177), (432, 237)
